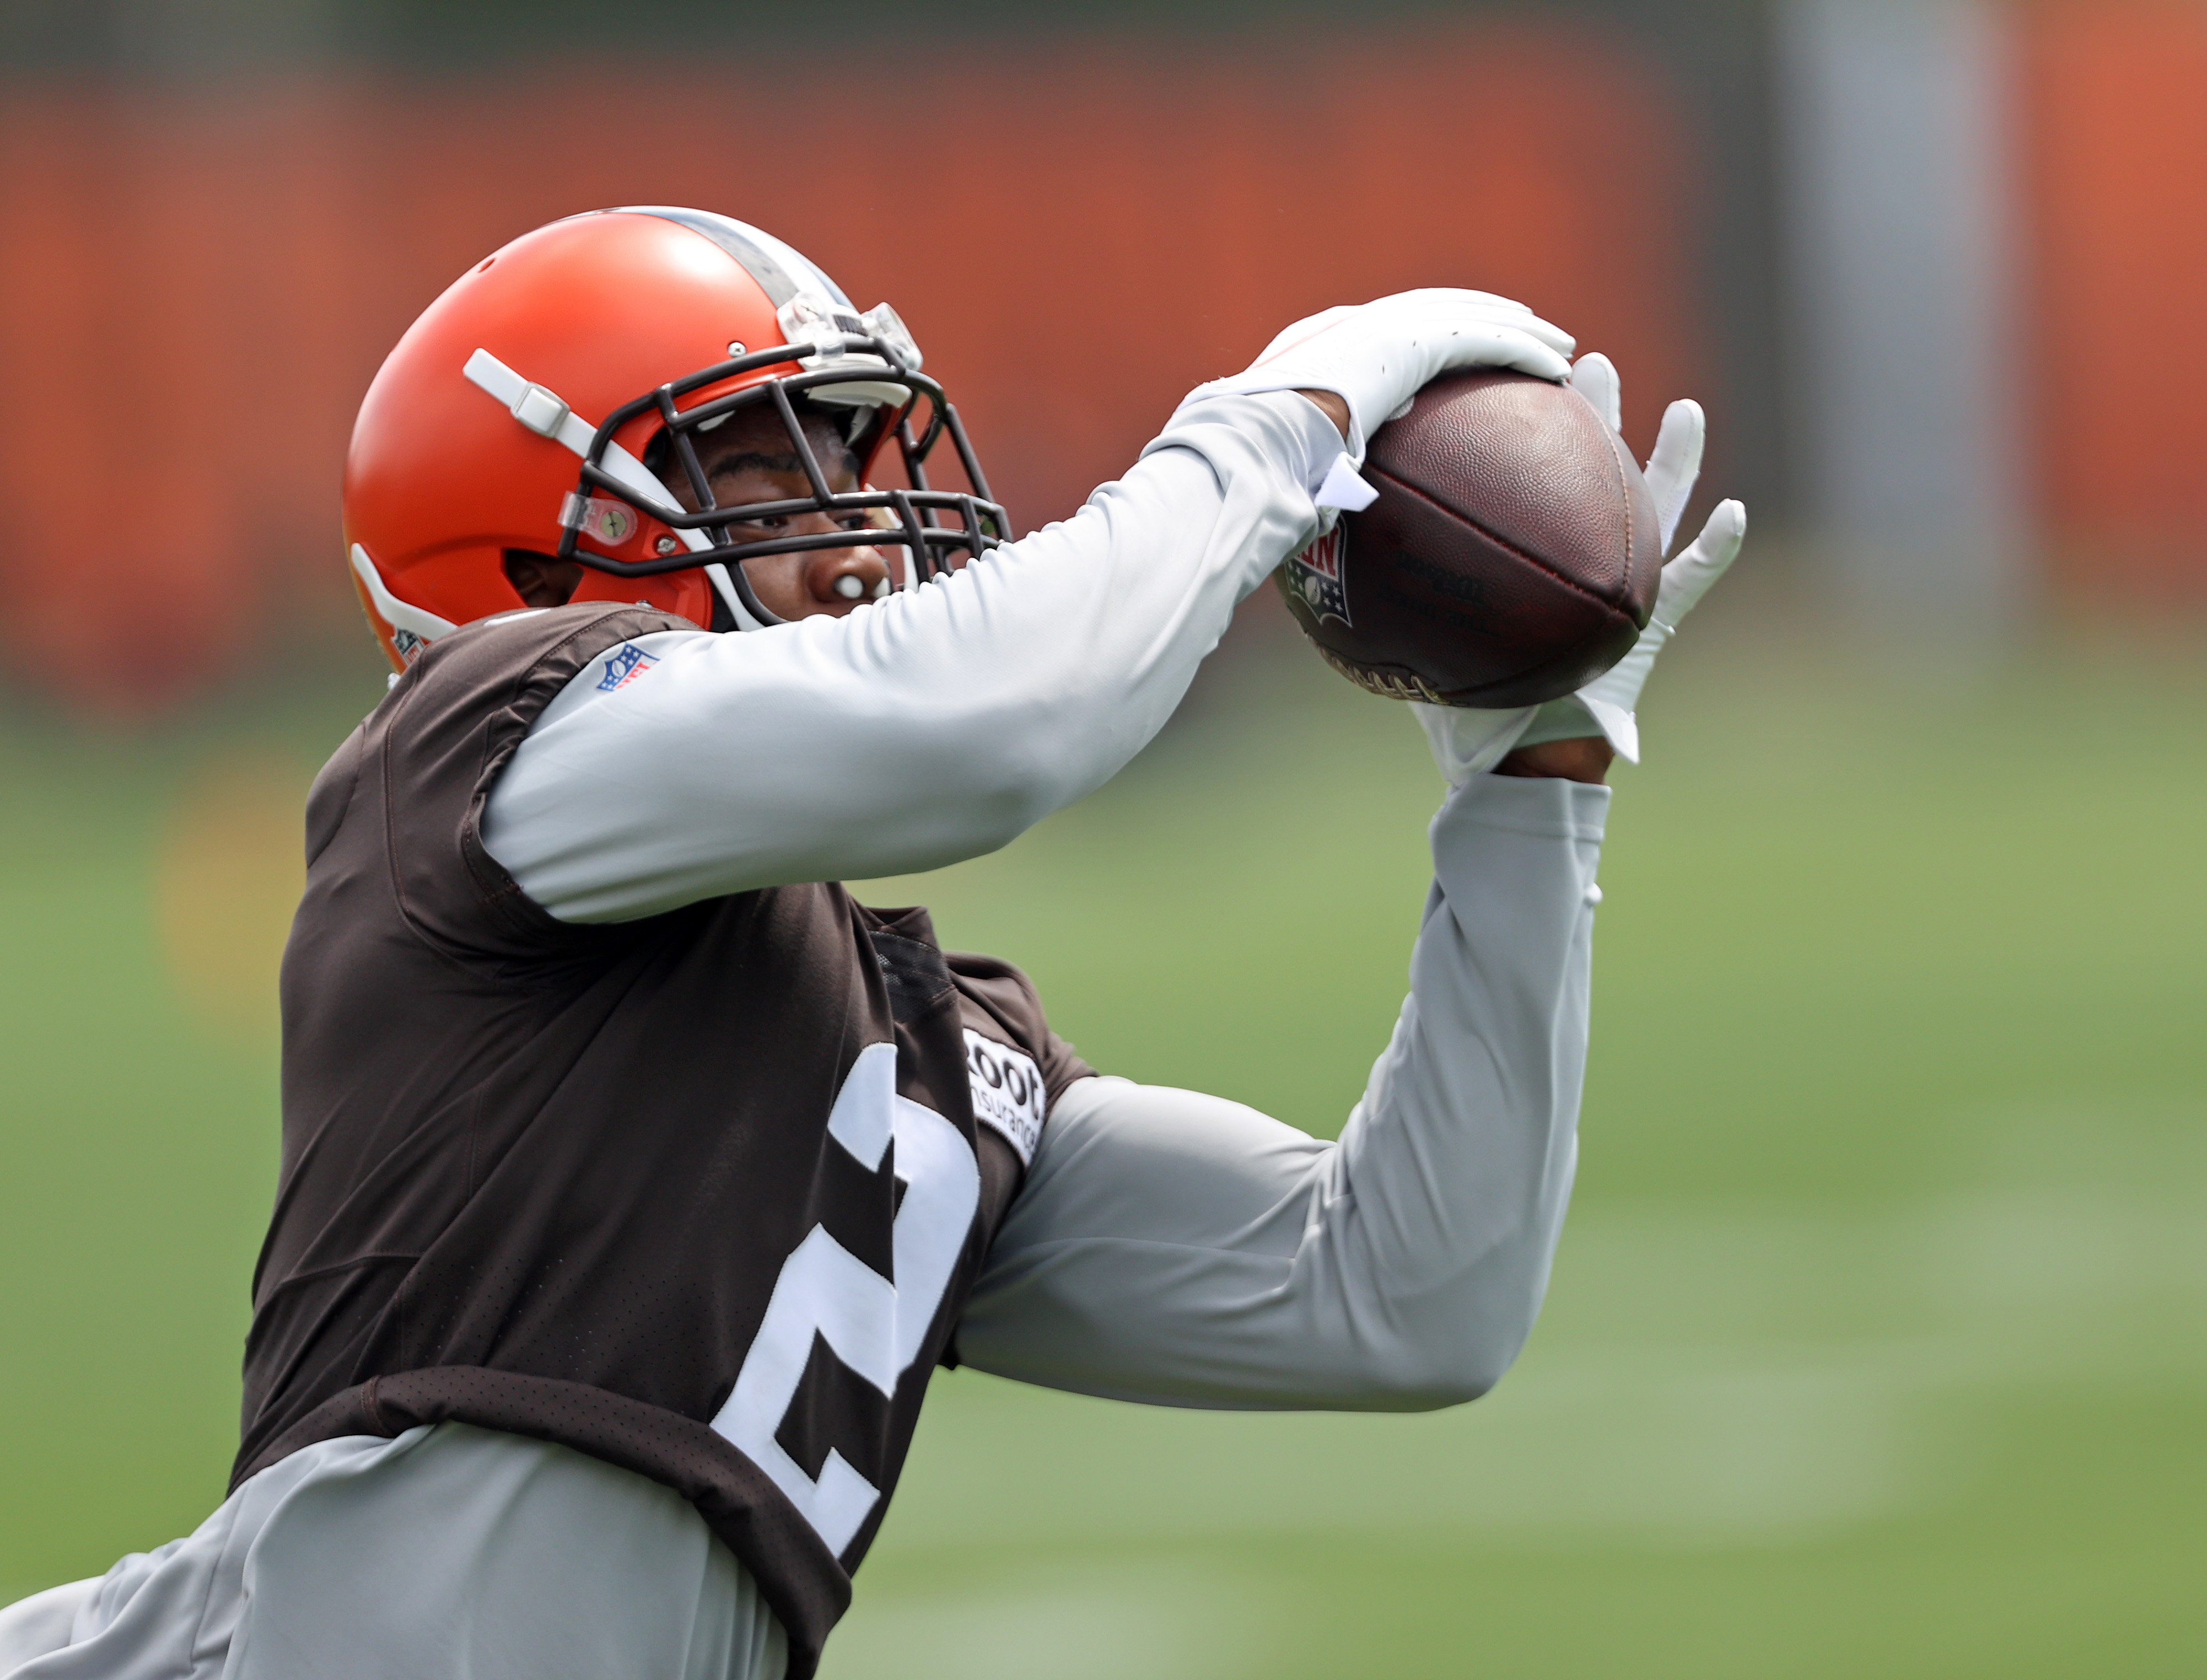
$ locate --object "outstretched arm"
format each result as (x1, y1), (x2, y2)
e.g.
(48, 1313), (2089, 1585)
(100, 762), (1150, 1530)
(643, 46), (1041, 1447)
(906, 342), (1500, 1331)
(481, 394), (1333, 921)
(478, 296), (1573, 924)
(956, 371), (1746, 1409)
(951, 768), (1604, 1408)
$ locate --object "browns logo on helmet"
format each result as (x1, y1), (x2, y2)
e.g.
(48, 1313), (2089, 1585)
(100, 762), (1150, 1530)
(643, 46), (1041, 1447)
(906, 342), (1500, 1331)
(342, 207), (1004, 669)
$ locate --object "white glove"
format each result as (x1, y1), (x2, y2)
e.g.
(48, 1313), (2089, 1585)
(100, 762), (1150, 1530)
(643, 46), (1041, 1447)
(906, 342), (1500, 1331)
(1413, 352), (1746, 782)
(1191, 289), (1575, 466)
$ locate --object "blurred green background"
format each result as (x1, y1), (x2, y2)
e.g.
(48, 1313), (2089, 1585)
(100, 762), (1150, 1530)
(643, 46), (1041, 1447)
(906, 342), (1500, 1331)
(1, 592), (2200, 1676)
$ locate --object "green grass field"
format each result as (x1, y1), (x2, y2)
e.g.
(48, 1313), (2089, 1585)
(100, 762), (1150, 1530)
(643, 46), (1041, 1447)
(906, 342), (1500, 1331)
(2, 606), (2201, 1676)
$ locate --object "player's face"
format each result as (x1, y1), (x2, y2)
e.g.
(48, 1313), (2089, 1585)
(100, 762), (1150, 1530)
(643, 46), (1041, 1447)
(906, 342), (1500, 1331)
(675, 406), (895, 621)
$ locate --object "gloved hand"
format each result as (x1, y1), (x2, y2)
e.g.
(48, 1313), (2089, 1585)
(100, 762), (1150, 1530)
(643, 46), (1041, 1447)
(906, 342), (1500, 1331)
(1191, 289), (1576, 464)
(1413, 351), (1746, 783)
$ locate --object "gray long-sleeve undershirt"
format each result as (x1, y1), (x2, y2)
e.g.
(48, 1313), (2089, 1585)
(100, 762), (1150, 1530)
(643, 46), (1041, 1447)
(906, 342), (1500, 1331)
(1, 387), (1607, 1680)
(957, 770), (1601, 1411)
(479, 391), (1345, 919)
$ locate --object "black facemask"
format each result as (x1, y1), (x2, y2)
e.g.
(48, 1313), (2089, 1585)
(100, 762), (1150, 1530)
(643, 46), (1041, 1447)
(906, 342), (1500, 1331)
(551, 337), (1006, 629)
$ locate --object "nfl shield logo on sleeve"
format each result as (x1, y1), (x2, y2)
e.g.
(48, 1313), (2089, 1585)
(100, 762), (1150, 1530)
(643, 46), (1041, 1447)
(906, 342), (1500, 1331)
(596, 644), (660, 692)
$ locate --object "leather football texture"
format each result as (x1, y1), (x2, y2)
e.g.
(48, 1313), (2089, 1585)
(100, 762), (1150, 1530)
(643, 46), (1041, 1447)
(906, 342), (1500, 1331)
(1277, 369), (1662, 708)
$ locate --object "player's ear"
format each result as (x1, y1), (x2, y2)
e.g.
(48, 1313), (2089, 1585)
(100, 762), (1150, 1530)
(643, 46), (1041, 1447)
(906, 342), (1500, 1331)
(502, 550), (583, 610)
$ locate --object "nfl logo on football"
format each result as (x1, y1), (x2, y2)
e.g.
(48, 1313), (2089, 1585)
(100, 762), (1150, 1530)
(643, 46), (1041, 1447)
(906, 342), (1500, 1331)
(1288, 526), (1350, 626)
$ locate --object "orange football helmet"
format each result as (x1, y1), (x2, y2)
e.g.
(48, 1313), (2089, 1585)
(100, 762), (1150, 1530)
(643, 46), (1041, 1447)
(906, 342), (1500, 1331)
(342, 207), (1004, 669)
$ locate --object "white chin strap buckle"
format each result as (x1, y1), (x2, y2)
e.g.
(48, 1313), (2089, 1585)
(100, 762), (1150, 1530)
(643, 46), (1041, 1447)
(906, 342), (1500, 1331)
(510, 383), (572, 438)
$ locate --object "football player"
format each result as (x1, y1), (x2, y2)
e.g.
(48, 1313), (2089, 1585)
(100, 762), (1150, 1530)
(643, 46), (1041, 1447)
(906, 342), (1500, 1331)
(0, 208), (1743, 1680)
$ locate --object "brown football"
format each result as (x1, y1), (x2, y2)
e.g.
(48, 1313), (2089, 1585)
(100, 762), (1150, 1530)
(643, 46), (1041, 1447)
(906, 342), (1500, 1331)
(1276, 369), (1662, 708)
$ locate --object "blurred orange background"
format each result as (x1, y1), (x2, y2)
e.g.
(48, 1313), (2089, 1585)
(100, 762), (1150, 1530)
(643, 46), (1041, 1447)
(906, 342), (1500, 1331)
(2020, 0), (2207, 603)
(0, 3), (2203, 713)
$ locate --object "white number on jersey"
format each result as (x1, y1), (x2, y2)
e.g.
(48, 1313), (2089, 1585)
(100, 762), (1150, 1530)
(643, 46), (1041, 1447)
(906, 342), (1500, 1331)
(708, 1042), (979, 1554)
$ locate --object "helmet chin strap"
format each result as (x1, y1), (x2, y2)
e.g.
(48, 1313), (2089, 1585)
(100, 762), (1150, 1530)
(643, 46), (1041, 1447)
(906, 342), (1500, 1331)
(464, 349), (691, 516)
(465, 348), (772, 627)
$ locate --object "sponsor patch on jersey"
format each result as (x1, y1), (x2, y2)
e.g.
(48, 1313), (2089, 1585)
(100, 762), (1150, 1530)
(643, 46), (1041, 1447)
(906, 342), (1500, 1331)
(1286, 524), (1350, 626)
(595, 643), (659, 692)
(963, 1029), (1045, 1166)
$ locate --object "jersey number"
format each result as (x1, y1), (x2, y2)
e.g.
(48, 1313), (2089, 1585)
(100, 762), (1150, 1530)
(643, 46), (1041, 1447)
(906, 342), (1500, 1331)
(707, 1042), (979, 1555)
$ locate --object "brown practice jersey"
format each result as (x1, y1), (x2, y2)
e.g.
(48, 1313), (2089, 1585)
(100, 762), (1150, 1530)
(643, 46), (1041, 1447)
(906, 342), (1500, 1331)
(236, 604), (1090, 1677)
